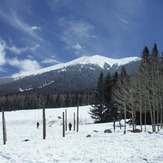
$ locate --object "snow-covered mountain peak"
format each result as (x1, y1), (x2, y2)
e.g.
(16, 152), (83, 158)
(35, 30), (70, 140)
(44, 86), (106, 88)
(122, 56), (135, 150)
(66, 54), (140, 68)
(13, 55), (141, 78)
(75, 55), (117, 67)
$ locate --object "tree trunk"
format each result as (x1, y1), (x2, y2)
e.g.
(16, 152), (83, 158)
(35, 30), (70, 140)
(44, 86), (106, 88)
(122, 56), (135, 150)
(150, 109), (154, 132)
(138, 78), (143, 131)
(43, 107), (46, 139)
(152, 106), (156, 132)
(152, 67), (156, 132)
(139, 110), (142, 131)
(131, 91), (135, 130)
(131, 111), (134, 130)
(144, 110), (147, 132)
(147, 86), (155, 132)
(124, 103), (126, 134)
(62, 112), (65, 137)
(77, 106), (79, 132)
(73, 112), (75, 131)
(2, 109), (7, 145)
(159, 85), (163, 129)
(160, 103), (163, 129)
(157, 107), (159, 132)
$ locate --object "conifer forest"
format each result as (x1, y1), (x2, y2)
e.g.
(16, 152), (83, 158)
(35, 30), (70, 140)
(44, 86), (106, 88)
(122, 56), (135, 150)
(90, 44), (163, 133)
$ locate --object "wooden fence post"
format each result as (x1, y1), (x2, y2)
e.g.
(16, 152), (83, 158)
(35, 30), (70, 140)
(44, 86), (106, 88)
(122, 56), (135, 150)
(113, 118), (116, 131)
(73, 112), (75, 131)
(65, 109), (67, 131)
(63, 112), (65, 137)
(77, 106), (79, 132)
(43, 106), (46, 139)
(2, 109), (7, 145)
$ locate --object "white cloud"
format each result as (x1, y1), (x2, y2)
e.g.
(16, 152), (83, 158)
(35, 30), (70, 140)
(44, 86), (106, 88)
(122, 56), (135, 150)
(29, 44), (40, 52)
(27, 55), (33, 59)
(8, 45), (28, 54)
(0, 38), (42, 76)
(0, 38), (7, 67)
(72, 43), (82, 50)
(30, 26), (41, 31)
(7, 44), (40, 54)
(58, 18), (95, 55)
(41, 57), (60, 64)
(8, 57), (41, 77)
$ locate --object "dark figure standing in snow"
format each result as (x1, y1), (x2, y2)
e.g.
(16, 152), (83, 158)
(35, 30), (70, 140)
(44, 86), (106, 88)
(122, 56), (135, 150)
(37, 122), (39, 129)
(68, 123), (72, 131)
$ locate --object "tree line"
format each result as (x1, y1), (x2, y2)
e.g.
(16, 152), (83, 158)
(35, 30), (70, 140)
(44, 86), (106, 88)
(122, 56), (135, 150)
(0, 92), (93, 111)
(90, 44), (163, 133)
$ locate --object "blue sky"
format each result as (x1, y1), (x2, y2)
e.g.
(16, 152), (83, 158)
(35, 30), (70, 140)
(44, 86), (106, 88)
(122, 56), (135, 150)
(0, 0), (163, 77)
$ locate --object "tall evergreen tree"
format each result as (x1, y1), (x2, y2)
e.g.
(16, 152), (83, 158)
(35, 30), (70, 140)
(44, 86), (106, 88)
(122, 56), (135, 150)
(103, 72), (118, 122)
(104, 72), (112, 104)
(112, 72), (120, 119)
(90, 72), (106, 123)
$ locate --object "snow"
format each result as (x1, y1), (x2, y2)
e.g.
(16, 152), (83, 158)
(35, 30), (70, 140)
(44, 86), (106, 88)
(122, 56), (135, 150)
(12, 55), (141, 78)
(1, 105), (163, 163)
(19, 87), (33, 92)
(38, 81), (54, 89)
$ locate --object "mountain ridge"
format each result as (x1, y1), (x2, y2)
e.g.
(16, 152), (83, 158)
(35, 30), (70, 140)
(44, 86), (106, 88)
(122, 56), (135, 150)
(12, 55), (141, 78)
(0, 54), (141, 95)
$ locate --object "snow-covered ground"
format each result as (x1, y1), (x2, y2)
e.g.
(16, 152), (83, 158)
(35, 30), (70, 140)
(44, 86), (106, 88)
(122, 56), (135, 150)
(0, 105), (163, 163)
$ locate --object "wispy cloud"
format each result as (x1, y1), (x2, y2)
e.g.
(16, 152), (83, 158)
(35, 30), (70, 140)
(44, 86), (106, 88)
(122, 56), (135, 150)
(7, 44), (40, 54)
(119, 17), (128, 24)
(8, 45), (28, 54)
(41, 56), (61, 64)
(49, 0), (72, 10)
(0, 9), (42, 41)
(58, 18), (96, 55)
(29, 44), (40, 52)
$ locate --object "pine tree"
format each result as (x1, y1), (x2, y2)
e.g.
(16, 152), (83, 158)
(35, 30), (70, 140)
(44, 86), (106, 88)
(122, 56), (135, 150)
(102, 72), (113, 121)
(103, 72), (118, 122)
(112, 72), (120, 118)
(104, 72), (112, 104)
(90, 72), (106, 123)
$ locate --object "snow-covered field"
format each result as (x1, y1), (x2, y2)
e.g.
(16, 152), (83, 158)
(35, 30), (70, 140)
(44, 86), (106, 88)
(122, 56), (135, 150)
(0, 105), (163, 163)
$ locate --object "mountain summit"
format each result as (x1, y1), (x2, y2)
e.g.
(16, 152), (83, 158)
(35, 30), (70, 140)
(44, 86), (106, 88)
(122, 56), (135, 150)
(0, 55), (140, 95)
(13, 55), (140, 78)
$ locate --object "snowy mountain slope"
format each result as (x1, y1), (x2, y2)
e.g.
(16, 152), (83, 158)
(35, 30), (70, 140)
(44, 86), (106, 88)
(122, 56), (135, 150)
(0, 76), (15, 85)
(0, 55), (140, 95)
(13, 55), (141, 78)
